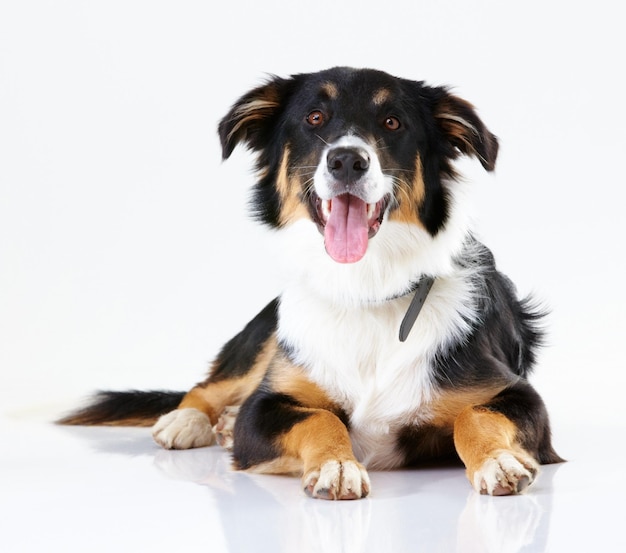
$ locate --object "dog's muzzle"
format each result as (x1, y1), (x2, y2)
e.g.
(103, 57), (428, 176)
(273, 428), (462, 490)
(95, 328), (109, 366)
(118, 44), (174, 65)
(309, 142), (390, 264)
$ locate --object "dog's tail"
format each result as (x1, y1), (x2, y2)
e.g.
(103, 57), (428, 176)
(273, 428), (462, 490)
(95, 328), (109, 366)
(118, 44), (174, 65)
(57, 390), (185, 427)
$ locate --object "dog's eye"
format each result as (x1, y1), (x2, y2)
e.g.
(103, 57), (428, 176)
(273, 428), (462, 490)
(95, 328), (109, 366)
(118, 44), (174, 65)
(384, 116), (401, 131)
(306, 111), (325, 126)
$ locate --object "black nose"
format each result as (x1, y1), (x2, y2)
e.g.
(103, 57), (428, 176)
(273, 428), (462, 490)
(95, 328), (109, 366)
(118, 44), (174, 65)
(327, 147), (370, 182)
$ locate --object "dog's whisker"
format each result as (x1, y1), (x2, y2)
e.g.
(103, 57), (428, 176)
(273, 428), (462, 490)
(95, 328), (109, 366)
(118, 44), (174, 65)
(315, 134), (330, 146)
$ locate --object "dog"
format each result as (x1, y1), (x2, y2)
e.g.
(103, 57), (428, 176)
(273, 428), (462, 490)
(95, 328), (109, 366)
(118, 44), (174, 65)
(59, 66), (563, 499)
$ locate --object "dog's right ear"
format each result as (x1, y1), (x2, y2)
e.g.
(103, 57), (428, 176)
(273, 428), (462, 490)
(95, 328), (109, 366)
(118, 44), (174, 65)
(218, 76), (292, 160)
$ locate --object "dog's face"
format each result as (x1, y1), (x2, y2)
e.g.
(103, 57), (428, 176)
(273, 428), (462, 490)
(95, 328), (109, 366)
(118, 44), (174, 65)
(219, 67), (498, 264)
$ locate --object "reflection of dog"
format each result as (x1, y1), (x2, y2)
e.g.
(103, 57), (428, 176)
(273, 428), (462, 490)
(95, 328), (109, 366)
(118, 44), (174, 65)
(60, 67), (563, 499)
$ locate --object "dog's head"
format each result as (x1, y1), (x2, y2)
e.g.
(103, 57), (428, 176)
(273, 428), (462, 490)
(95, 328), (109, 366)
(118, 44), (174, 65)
(219, 67), (498, 264)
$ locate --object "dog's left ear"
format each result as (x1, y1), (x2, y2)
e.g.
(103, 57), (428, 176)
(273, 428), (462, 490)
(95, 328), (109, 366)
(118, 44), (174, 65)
(218, 76), (292, 160)
(434, 93), (499, 171)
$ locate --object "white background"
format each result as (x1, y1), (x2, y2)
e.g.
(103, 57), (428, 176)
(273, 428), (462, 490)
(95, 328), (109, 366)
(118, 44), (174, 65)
(2, 2), (626, 552)
(1, 0), (624, 434)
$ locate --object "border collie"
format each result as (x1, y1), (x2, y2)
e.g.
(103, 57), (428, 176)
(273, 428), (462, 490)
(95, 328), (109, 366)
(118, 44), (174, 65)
(60, 67), (562, 499)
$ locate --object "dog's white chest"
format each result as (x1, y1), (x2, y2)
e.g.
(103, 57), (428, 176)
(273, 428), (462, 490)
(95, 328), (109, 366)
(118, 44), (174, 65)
(279, 295), (432, 468)
(278, 275), (476, 468)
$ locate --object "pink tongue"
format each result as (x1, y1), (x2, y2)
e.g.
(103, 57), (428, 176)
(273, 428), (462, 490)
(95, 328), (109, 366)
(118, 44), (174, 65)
(324, 194), (369, 263)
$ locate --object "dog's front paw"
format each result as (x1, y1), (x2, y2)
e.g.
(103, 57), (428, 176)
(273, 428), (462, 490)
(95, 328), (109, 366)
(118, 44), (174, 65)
(152, 408), (215, 450)
(303, 460), (371, 500)
(472, 451), (539, 496)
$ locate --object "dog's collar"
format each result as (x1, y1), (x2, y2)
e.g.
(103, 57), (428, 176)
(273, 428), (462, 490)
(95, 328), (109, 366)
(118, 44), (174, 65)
(398, 276), (435, 342)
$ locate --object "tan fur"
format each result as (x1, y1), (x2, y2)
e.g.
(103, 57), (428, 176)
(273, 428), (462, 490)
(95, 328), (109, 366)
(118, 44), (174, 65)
(227, 97), (280, 144)
(387, 153), (427, 226)
(372, 87), (391, 106)
(437, 112), (480, 159)
(428, 386), (508, 428)
(57, 69), (548, 500)
(320, 81), (339, 100)
(245, 456), (304, 476)
(453, 405), (527, 480)
(245, 352), (362, 482)
(435, 95), (478, 134)
(268, 353), (341, 411)
(249, 407), (369, 500)
(57, 403), (163, 427)
(96, 417), (156, 428)
(436, 111), (479, 139)
(279, 409), (359, 477)
(180, 336), (278, 424)
(434, 95), (494, 169)
(276, 147), (309, 225)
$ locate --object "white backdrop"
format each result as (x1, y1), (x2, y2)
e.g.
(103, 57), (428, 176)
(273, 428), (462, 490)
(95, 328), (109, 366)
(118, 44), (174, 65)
(1, 1), (624, 438)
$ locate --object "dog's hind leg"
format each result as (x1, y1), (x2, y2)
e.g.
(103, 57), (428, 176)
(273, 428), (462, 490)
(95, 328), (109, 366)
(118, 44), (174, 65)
(212, 405), (240, 450)
(453, 381), (563, 495)
(152, 299), (279, 450)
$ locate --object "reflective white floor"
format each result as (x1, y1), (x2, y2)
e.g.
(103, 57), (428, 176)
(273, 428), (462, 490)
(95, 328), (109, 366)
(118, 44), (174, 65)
(1, 414), (623, 553)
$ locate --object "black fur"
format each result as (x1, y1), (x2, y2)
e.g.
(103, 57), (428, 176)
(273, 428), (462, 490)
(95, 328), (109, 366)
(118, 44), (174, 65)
(481, 384), (564, 465)
(432, 239), (546, 389)
(397, 425), (458, 467)
(218, 67), (498, 236)
(232, 391), (311, 470)
(59, 67), (560, 498)
(58, 390), (184, 426)
(208, 298), (278, 382)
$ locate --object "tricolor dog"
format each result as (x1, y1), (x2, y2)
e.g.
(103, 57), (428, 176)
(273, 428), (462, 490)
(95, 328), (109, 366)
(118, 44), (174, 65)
(60, 67), (563, 499)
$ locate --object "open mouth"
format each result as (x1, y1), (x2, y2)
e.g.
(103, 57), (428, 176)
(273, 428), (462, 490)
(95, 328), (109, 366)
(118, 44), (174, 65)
(311, 192), (389, 264)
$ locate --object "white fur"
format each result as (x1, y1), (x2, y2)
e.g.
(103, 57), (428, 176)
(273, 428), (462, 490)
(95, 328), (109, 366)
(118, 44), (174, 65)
(212, 405), (239, 450)
(277, 177), (476, 306)
(152, 408), (215, 450)
(312, 135), (392, 203)
(472, 452), (539, 495)
(303, 460), (370, 499)
(277, 174), (482, 469)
